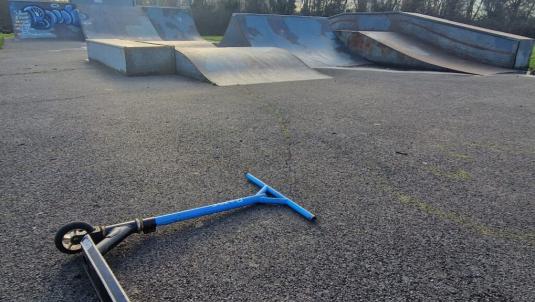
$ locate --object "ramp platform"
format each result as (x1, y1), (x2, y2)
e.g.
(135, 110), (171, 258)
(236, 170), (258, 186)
(220, 14), (367, 68)
(174, 47), (331, 86)
(142, 40), (215, 48)
(336, 30), (514, 75)
(78, 5), (161, 40)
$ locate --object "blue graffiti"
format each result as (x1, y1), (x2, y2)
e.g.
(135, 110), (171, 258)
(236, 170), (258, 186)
(22, 4), (79, 30)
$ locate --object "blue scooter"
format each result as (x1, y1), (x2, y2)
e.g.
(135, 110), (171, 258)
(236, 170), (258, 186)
(55, 173), (316, 302)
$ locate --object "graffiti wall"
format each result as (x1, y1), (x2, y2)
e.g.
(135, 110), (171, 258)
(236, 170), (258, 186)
(9, 1), (83, 39)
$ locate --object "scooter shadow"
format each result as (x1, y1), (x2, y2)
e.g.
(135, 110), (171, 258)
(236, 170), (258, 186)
(107, 203), (314, 263)
(42, 256), (100, 302)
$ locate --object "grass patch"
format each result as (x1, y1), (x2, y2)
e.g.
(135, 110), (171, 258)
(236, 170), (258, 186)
(427, 165), (472, 181)
(202, 35), (223, 43)
(0, 33), (14, 49)
(529, 46), (535, 71)
(395, 192), (535, 244)
(370, 173), (535, 245)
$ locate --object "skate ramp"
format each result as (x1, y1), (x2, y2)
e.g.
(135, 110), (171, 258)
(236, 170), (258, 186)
(142, 6), (203, 41)
(330, 12), (534, 70)
(174, 47), (331, 86)
(71, 0), (134, 5)
(336, 31), (514, 75)
(396, 13), (534, 69)
(77, 4), (161, 40)
(69, 0), (136, 6)
(220, 14), (367, 68)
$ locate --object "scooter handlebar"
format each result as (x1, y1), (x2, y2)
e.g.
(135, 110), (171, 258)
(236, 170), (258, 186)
(245, 173), (316, 221)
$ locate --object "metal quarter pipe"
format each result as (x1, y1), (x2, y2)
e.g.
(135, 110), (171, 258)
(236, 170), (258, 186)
(220, 14), (367, 68)
(77, 4), (161, 40)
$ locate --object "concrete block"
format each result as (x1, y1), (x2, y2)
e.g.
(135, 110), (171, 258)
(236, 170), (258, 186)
(87, 39), (175, 76)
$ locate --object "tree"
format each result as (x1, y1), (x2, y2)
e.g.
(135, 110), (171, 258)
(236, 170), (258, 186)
(185, 0), (535, 37)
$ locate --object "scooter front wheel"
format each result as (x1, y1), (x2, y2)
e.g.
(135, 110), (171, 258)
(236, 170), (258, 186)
(54, 222), (95, 254)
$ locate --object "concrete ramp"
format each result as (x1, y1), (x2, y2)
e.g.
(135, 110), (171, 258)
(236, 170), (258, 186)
(330, 12), (534, 70)
(337, 30), (513, 75)
(77, 5), (161, 40)
(220, 14), (367, 68)
(174, 47), (330, 86)
(142, 6), (203, 41)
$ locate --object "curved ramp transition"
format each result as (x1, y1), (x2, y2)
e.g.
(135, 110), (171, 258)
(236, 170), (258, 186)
(174, 47), (330, 86)
(336, 30), (513, 75)
(142, 7), (204, 41)
(78, 5), (161, 40)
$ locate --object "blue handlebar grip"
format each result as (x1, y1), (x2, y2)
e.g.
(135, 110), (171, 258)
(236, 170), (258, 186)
(245, 173), (316, 221)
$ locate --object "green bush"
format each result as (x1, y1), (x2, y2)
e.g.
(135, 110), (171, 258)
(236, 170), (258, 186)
(530, 46), (535, 71)
(0, 32), (15, 49)
(0, 33), (14, 49)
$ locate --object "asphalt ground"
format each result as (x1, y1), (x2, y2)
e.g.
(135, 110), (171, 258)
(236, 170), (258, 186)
(0, 40), (534, 301)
